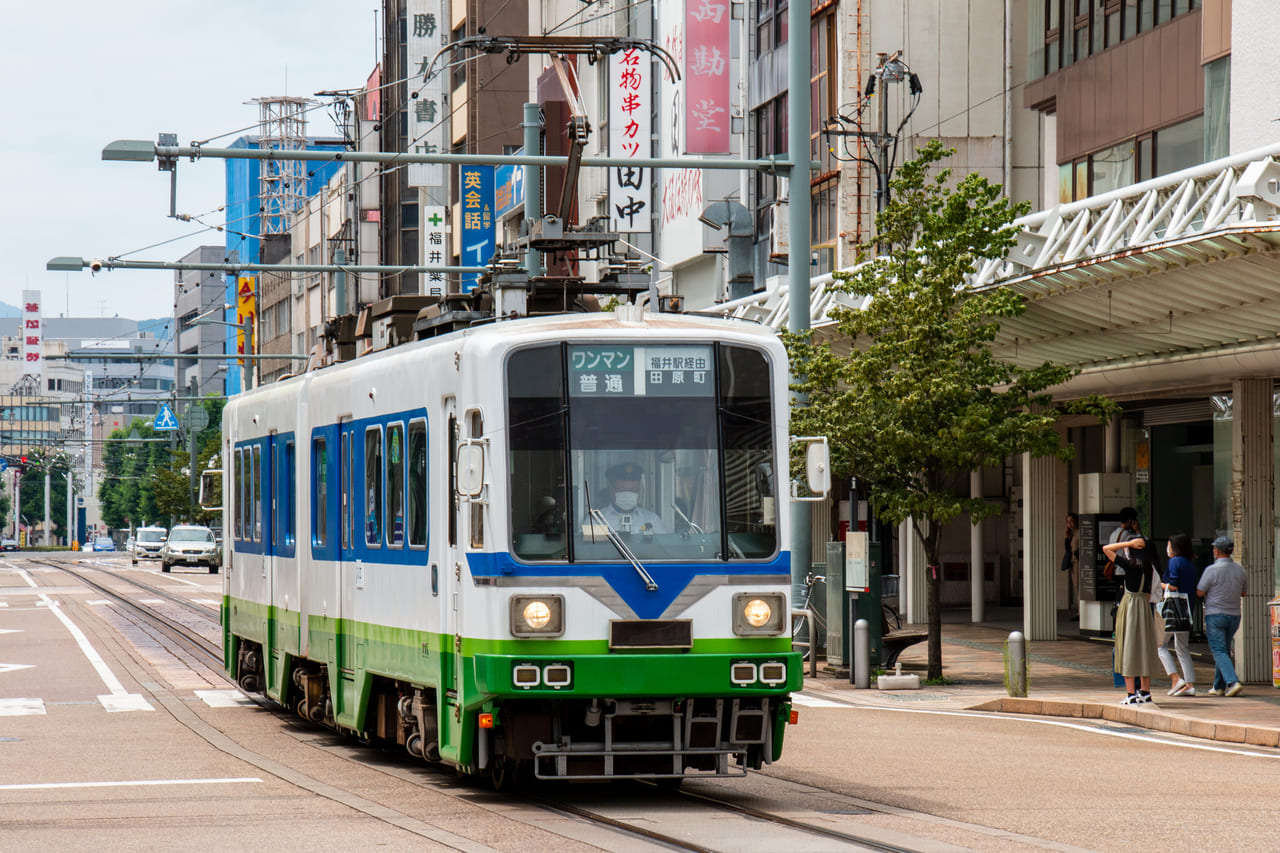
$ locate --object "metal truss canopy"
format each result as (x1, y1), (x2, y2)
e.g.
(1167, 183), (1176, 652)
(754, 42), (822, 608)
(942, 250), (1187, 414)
(717, 140), (1280, 397)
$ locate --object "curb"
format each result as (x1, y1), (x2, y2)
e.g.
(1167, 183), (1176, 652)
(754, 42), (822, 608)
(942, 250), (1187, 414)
(969, 696), (1280, 747)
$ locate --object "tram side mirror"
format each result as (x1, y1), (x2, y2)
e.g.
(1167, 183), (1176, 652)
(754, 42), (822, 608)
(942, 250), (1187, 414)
(790, 435), (831, 502)
(199, 468), (223, 511)
(456, 444), (485, 497)
(806, 441), (831, 496)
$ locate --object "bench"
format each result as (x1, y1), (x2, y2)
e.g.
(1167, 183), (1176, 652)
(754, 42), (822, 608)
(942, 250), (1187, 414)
(881, 629), (927, 668)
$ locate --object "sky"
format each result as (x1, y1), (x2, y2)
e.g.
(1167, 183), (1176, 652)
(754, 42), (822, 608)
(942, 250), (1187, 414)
(0, 2), (380, 325)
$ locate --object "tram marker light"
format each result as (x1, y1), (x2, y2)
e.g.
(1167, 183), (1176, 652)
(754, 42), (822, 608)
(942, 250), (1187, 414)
(479, 713), (495, 729)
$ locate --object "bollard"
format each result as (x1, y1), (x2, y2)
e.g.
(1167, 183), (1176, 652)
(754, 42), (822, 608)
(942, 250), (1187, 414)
(1006, 631), (1028, 697)
(852, 618), (870, 688)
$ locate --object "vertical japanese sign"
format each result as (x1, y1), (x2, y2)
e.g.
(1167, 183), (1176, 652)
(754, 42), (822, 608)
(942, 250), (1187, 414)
(235, 276), (256, 367)
(659, 0), (705, 264)
(609, 48), (651, 233)
(21, 289), (41, 378)
(422, 205), (447, 297)
(685, 0), (731, 153)
(460, 166), (495, 292)
(407, 0), (448, 188)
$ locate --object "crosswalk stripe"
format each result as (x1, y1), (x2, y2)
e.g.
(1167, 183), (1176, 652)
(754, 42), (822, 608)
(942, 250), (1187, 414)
(0, 698), (46, 716)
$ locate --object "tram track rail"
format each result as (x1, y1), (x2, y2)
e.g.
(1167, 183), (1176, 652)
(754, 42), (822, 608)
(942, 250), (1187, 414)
(30, 556), (223, 668)
(20, 554), (931, 851)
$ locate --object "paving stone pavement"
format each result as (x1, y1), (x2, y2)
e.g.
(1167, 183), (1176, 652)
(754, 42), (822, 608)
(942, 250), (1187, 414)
(804, 608), (1280, 748)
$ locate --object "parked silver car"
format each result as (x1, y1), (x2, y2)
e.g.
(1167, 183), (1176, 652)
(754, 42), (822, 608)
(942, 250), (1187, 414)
(160, 524), (220, 573)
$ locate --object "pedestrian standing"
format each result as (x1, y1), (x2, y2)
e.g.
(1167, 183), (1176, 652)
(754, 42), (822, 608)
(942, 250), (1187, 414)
(1103, 533), (1162, 704)
(1158, 533), (1197, 696)
(1198, 535), (1247, 697)
(1062, 513), (1080, 621)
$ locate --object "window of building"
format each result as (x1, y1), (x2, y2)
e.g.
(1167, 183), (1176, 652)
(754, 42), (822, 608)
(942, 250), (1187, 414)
(1038, 0), (1196, 78)
(1155, 115), (1204, 176)
(1204, 57), (1230, 162)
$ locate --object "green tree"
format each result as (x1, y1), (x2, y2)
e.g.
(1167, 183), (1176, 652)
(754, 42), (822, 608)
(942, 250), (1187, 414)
(786, 141), (1116, 680)
(17, 452), (74, 543)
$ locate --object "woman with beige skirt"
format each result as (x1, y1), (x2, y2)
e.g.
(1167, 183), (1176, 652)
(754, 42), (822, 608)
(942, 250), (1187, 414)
(1104, 534), (1162, 705)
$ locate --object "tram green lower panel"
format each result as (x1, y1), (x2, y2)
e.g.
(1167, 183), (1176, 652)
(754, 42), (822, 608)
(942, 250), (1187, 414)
(472, 651), (803, 696)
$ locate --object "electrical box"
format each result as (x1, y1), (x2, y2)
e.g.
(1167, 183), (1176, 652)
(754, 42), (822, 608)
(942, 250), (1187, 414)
(1078, 473), (1133, 514)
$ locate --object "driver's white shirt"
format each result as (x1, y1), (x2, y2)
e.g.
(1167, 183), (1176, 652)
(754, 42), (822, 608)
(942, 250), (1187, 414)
(592, 502), (668, 535)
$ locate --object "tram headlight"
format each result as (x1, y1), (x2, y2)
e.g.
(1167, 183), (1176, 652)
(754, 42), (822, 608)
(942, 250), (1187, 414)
(733, 592), (785, 635)
(510, 594), (565, 637)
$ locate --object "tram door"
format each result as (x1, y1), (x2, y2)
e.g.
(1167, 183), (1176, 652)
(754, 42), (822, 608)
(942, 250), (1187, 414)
(336, 419), (355, 695)
(441, 398), (462, 758)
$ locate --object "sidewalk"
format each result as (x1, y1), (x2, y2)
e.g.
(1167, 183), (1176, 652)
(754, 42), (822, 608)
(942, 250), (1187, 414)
(804, 608), (1280, 748)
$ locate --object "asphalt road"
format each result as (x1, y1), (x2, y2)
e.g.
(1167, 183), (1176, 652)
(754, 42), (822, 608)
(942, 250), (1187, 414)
(4, 554), (1277, 852)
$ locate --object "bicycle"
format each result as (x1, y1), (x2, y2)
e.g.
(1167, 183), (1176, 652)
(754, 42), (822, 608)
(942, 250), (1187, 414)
(791, 571), (827, 661)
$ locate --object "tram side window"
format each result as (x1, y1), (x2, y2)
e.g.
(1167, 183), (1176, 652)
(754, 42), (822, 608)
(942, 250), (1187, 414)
(284, 440), (296, 547)
(313, 437), (327, 547)
(468, 411), (484, 548)
(341, 431), (352, 550)
(507, 345), (568, 561)
(387, 423), (404, 547)
(719, 345), (777, 558)
(252, 445), (262, 542)
(233, 449), (243, 539)
(407, 419), (427, 547)
(365, 427), (383, 547)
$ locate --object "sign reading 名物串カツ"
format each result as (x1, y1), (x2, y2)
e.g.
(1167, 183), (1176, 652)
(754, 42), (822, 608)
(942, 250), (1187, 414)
(609, 48), (651, 233)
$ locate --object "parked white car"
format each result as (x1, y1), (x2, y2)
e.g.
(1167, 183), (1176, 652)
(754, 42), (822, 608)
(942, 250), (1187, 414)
(131, 526), (168, 565)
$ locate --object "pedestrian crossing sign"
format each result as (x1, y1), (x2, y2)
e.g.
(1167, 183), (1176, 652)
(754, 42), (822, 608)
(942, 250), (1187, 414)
(153, 403), (179, 432)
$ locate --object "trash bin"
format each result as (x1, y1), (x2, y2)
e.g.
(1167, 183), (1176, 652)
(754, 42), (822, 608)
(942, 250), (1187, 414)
(1270, 596), (1280, 688)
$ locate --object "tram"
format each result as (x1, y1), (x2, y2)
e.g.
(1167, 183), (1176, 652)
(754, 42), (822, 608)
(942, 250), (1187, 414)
(219, 306), (805, 785)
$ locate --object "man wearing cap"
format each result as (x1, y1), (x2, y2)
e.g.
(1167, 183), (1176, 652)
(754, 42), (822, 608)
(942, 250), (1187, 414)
(1198, 535), (1248, 697)
(593, 462), (668, 536)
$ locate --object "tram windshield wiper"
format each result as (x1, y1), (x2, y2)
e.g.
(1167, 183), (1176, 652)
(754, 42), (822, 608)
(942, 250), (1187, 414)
(589, 508), (658, 591)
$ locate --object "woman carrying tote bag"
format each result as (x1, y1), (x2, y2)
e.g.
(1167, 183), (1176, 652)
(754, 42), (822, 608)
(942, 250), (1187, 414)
(1157, 533), (1197, 696)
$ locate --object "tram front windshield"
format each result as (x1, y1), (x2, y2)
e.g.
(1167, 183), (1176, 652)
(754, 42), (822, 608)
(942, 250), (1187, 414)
(507, 342), (777, 562)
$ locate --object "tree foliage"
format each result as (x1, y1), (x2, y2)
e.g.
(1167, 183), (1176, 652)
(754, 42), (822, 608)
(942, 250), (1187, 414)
(100, 396), (225, 531)
(785, 141), (1117, 679)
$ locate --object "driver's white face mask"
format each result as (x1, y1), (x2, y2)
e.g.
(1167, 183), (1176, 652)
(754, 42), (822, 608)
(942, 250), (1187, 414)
(613, 490), (639, 512)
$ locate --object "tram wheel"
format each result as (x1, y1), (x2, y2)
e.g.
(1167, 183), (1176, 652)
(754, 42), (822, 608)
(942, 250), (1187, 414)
(490, 756), (529, 793)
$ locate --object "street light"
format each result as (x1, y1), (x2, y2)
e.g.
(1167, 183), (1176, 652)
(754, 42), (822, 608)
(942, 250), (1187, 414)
(192, 318), (256, 390)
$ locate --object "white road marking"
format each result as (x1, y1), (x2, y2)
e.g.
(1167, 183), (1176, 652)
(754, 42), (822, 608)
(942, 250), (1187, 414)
(86, 600), (111, 605)
(0, 698), (45, 716)
(31, 581), (152, 713)
(0, 662), (35, 675)
(137, 598), (163, 605)
(790, 692), (848, 708)
(193, 599), (219, 606)
(195, 689), (254, 708)
(160, 574), (207, 588)
(0, 777), (263, 791)
(0, 628), (21, 635)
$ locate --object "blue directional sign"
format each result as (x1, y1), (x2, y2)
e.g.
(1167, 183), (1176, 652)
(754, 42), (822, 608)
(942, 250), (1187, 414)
(153, 403), (179, 432)
(0, 459), (7, 472)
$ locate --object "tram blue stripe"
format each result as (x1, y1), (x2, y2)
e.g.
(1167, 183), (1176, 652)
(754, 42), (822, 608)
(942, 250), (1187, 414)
(465, 551), (791, 618)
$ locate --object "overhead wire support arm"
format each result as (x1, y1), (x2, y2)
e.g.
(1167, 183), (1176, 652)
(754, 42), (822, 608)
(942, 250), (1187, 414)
(427, 34), (681, 82)
(104, 139), (807, 176)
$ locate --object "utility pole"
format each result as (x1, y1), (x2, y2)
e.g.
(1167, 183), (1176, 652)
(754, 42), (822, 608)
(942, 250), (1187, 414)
(188, 375), (199, 511)
(43, 468), (51, 546)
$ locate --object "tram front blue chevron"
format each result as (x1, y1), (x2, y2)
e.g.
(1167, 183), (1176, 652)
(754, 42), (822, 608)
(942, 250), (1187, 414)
(465, 552), (791, 619)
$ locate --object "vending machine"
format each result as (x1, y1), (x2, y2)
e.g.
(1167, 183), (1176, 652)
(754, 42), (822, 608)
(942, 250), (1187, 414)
(1078, 513), (1123, 634)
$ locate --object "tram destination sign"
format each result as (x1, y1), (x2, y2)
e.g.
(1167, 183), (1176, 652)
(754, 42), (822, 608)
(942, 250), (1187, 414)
(569, 345), (713, 398)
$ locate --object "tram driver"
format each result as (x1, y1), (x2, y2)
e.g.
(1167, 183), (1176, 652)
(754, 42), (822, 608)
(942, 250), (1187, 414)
(589, 462), (668, 536)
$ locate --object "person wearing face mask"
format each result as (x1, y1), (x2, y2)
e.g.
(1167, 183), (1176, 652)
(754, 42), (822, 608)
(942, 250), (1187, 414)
(593, 462), (668, 535)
